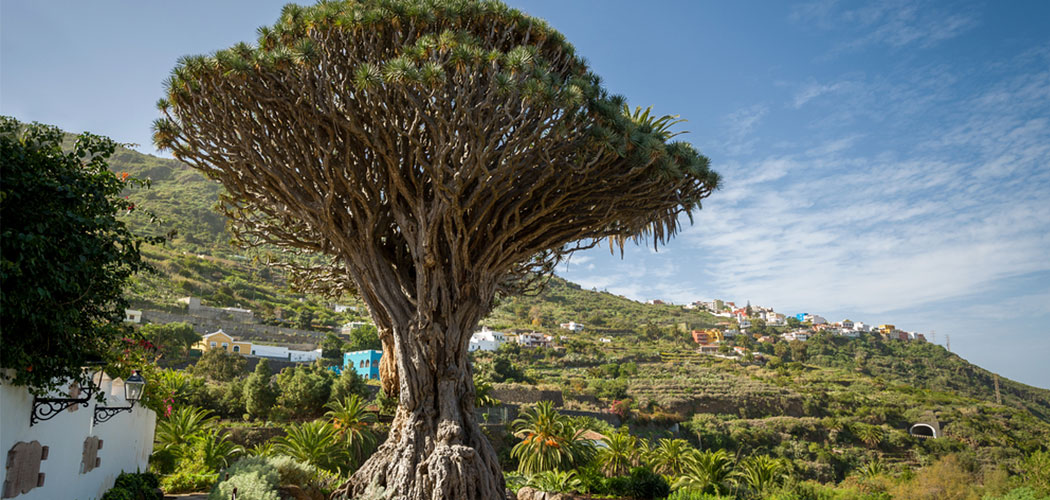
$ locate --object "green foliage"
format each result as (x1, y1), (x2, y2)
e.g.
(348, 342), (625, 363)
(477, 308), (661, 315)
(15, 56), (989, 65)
(272, 420), (350, 475)
(155, 406), (218, 453)
(648, 438), (695, 477)
(526, 470), (583, 494)
(208, 457), (280, 500)
(140, 322), (200, 363)
(511, 401), (596, 474)
(604, 466), (672, 500)
(345, 324), (382, 351)
(102, 472), (163, 500)
(244, 359), (277, 419)
(189, 349), (247, 382)
(159, 469), (217, 494)
(1020, 450), (1050, 495)
(324, 395), (378, 467)
(675, 449), (735, 495)
(599, 431), (641, 477)
(0, 117), (160, 393)
(736, 455), (787, 497)
(328, 366), (369, 405)
(274, 362), (334, 418)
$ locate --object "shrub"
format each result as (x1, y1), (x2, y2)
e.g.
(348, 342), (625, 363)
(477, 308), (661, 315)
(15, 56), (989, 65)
(606, 467), (670, 500)
(209, 470), (280, 500)
(159, 470), (217, 493)
(101, 472), (164, 500)
(666, 490), (734, 500)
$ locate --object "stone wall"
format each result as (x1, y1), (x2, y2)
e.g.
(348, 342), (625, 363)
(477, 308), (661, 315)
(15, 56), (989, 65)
(491, 385), (564, 407)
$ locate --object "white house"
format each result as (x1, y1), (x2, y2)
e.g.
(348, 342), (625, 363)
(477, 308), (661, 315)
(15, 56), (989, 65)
(516, 332), (551, 348)
(340, 321), (370, 335)
(783, 331), (810, 342)
(559, 321), (584, 333)
(840, 319), (854, 330)
(468, 327), (506, 352)
(123, 309), (142, 324)
(598, 337), (612, 343)
(723, 329), (740, 338)
(853, 322), (871, 332)
(810, 315), (827, 325)
(738, 318), (752, 329)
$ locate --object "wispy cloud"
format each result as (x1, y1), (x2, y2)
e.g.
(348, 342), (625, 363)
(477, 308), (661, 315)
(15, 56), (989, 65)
(791, 0), (979, 56)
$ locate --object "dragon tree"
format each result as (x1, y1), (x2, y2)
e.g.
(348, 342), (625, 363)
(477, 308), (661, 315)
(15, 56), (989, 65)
(154, 1), (719, 498)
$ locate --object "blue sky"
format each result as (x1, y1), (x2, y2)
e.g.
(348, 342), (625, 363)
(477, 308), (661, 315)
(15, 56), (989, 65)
(3, 1), (1048, 387)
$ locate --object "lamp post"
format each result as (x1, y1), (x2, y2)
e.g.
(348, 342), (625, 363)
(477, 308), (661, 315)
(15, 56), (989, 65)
(93, 370), (146, 425)
(30, 366), (103, 426)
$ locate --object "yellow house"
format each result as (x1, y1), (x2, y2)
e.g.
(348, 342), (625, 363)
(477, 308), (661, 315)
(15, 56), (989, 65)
(878, 324), (896, 334)
(192, 329), (252, 356)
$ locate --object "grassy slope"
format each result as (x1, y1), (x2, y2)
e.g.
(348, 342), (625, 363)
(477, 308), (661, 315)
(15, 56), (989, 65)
(106, 142), (1050, 473)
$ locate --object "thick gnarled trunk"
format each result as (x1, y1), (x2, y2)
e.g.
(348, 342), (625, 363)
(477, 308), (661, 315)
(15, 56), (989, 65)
(333, 319), (504, 500)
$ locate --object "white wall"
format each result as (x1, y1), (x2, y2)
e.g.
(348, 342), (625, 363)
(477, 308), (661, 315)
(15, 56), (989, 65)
(1, 376), (156, 500)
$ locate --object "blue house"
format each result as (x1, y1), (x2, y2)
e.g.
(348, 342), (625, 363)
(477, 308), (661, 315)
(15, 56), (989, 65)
(344, 350), (382, 380)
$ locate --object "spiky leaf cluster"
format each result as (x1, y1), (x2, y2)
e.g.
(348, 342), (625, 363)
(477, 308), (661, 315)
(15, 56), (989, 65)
(154, 0), (719, 323)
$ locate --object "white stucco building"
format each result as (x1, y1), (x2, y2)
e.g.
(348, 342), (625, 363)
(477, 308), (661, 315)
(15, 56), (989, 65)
(468, 327), (507, 352)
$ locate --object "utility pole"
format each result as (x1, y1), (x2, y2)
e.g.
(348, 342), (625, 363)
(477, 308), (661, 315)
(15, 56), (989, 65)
(930, 330), (936, 343)
(946, 334), (951, 352)
(994, 374), (1002, 405)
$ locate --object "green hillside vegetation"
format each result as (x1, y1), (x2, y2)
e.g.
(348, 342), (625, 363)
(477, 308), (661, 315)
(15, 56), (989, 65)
(95, 135), (1050, 498)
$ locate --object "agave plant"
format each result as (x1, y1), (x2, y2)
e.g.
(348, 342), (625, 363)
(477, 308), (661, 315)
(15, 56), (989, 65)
(526, 470), (583, 494)
(510, 401), (595, 474)
(857, 458), (886, 479)
(324, 395), (377, 466)
(673, 449), (735, 495)
(599, 431), (640, 477)
(735, 455), (786, 496)
(272, 420), (349, 475)
(647, 438), (695, 476)
(154, 406), (217, 452)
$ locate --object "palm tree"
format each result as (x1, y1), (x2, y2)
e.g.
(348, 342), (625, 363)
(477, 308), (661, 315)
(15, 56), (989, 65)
(599, 431), (639, 477)
(154, 406), (217, 452)
(510, 401), (594, 474)
(193, 429), (244, 470)
(648, 438), (694, 476)
(854, 423), (885, 449)
(735, 455), (786, 496)
(273, 420), (349, 474)
(674, 449), (735, 495)
(324, 395), (377, 466)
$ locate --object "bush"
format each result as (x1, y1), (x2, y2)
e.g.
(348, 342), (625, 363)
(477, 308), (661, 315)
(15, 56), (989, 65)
(159, 470), (217, 493)
(210, 470), (280, 500)
(102, 472), (163, 500)
(605, 467), (670, 500)
(667, 490), (734, 500)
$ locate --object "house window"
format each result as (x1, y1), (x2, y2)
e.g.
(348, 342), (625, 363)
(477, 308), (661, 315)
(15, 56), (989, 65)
(210, 342), (216, 348)
(222, 343), (229, 350)
(359, 360), (365, 368)
(365, 360), (370, 367)
(233, 345), (240, 353)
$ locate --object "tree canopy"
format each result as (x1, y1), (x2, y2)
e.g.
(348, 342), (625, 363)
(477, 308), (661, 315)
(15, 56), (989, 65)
(153, 1), (718, 498)
(0, 116), (159, 393)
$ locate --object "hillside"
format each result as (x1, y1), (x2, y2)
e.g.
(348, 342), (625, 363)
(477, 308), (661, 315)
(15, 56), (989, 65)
(100, 135), (1050, 480)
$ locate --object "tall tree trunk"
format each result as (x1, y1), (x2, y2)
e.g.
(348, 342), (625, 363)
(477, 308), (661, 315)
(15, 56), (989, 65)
(332, 319), (504, 500)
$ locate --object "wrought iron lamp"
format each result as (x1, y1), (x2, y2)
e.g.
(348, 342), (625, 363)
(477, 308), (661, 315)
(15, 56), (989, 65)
(93, 370), (146, 425)
(30, 368), (102, 426)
